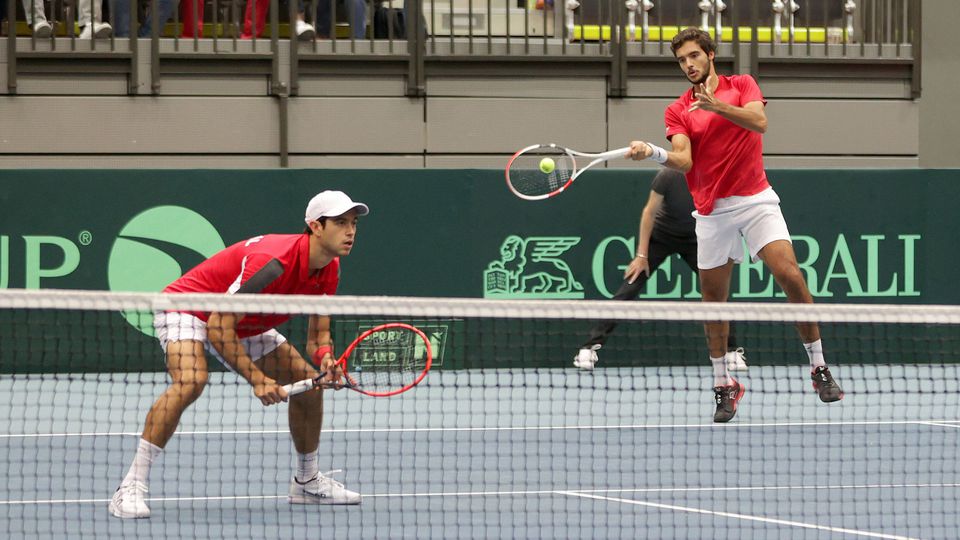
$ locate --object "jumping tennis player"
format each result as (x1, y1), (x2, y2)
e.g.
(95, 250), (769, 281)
(627, 28), (843, 423)
(109, 190), (368, 518)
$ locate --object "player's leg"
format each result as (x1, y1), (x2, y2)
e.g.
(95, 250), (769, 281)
(142, 340), (210, 447)
(110, 329), (208, 519)
(757, 239), (843, 402)
(746, 200), (843, 403)
(574, 240), (671, 369)
(255, 341), (322, 459)
(700, 262), (745, 422)
(682, 242), (748, 372)
(700, 262), (734, 369)
(695, 209), (746, 422)
(255, 338), (361, 505)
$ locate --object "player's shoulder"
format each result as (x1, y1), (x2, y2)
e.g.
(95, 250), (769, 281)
(227, 234), (301, 261)
(724, 73), (760, 88)
(668, 87), (694, 107)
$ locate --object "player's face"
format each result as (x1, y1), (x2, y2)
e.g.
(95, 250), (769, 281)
(317, 209), (360, 256)
(674, 41), (714, 86)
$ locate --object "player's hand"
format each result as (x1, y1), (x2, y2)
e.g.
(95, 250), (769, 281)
(627, 141), (653, 161)
(689, 76), (722, 113)
(625, 256), (650, 284)
(254, 377), (287, 406)
(319, 353), (345, 389)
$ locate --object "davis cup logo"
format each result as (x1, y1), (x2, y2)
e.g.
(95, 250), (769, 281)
(107, 206), (225, 335)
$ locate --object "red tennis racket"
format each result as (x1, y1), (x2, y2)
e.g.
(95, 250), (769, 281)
(282, 323), (433, 398)
(505, 143), (630, 201)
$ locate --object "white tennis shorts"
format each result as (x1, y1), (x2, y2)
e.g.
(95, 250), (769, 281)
(694, 187), (792, 270)
(153, 311), (287, 371)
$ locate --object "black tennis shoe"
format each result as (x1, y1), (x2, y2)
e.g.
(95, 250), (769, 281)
(713, 378), (745, 423)
(812, 366), (844, 402)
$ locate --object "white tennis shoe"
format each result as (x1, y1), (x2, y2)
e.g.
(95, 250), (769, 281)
(573, 344), (601, 370)
(289, 470), (361, 505)
(725, 347), (749, 371)
(108, 481), (150, 519)
(295, 20), (316, 40)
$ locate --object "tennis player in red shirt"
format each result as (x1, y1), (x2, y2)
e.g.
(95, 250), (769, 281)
(627, 28), (843, 423)
(109, 190), (368, 519)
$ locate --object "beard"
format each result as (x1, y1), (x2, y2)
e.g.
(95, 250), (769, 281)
(688, 69), (711, 86)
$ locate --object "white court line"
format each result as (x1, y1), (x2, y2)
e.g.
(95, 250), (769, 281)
(921, 421), (960, 429)
(560, 491), (919, 540)
(3, 419), (960, 439)
(4, 482), (959, 506)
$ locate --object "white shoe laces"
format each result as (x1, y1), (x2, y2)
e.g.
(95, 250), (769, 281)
(317, 470), (346, 490)
(119, 481), (148, 501)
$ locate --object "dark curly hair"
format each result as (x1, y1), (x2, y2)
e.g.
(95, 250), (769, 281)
(670, 27), (716, 56)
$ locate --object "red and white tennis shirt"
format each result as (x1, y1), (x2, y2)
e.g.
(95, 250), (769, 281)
(165, 234), (339, 338)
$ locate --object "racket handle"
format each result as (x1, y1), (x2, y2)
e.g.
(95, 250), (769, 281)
(282, 378), (317, 397)
(598, 146), (631, 160)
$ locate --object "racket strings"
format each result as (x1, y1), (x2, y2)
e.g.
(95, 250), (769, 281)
(508, 149), (575, 198)
(350, 329), (428, 392)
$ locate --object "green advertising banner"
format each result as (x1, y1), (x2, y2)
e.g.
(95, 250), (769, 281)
(0, 169), (949, 300)
(0, 168), (955, 372)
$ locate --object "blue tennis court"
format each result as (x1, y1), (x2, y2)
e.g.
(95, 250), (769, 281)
(2, 365), (958, 539)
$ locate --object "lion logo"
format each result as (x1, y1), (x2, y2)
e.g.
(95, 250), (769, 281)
(484, 235), (585, 298)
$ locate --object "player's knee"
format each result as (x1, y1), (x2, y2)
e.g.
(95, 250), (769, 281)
(775, 263), (806, 288)
(172, 373), (208, 403)
(701, 285), (728, 302)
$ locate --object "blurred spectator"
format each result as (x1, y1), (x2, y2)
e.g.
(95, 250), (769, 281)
(79, 0), (113, 38)
(179, 0), (203, 38)
(21, 0), (51, 36)
(316, 0), (366, 39)
(242, 0), (315, 40)
(113, 0), (177, 37)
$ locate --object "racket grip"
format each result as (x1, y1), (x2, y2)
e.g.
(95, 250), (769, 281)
(599, 146), (632, 160)
(282, 378), (317, 397)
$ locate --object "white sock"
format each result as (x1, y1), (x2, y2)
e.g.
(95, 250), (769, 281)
(296, 450), (319, 483)
(122, 438), (163, 486)
(710, 356), (731, 387)
(804, 339), (826, 371)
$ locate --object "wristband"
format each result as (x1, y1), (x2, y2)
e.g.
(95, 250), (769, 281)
(646, 143), (668, 164)
(635, 254), (647, 259)
(312, 345), (333, 364)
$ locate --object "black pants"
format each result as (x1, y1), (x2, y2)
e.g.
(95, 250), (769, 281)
(582, 234), (738, 351)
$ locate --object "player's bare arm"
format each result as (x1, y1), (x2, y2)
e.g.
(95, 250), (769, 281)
(308, 314), (343, 385)
(689, 85), (767, 134)
(626, 190), (665, 284)
(207, 311), (286, 405)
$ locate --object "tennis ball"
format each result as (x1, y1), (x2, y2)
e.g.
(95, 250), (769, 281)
(539, 157), (556, 174)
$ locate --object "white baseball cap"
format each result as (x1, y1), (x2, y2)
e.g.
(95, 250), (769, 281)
(304, 190), (370, 224)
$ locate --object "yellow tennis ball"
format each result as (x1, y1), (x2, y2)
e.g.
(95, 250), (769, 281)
(539, 157), (556, 174)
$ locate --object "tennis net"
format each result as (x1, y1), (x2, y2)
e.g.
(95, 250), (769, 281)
(1, 289), (958, 539)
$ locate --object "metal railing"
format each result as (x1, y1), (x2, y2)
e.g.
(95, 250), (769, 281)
(4, 0), (919, 96)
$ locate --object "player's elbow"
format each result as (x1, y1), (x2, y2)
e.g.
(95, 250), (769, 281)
(754, 117), (768, 134)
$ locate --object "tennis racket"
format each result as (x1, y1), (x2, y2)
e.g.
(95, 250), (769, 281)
(505, 144), (630, 201)
(282, 323), (433, 398)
